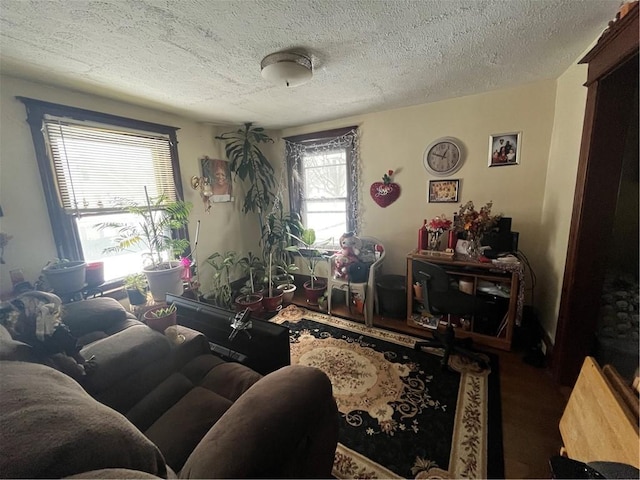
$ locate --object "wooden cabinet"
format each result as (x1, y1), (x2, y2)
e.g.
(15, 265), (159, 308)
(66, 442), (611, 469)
(406, 250), (523, 351)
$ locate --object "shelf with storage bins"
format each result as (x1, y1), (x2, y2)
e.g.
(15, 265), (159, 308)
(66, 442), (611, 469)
(406, 249), (524, 351)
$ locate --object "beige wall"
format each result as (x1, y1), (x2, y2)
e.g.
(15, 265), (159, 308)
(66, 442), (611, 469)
(537, 62), (590, 342)
(281, 80), (557, 301)
(0, 75), (265, 295)
(1, 70), (591, 345)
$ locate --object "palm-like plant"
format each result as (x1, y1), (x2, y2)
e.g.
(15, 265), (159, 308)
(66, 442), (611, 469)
(237, 251), (265, 295)
(215, 122), (275, 219)
(98, 192), (192, 270)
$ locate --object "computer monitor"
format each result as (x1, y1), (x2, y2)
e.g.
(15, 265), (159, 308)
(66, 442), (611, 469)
(165, 294), (290, 375)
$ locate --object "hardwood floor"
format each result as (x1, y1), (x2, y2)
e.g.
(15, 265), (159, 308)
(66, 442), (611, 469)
(290, 293), (568, 479)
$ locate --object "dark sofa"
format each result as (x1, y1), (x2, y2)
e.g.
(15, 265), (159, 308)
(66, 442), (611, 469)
(0, 297), (339, 478)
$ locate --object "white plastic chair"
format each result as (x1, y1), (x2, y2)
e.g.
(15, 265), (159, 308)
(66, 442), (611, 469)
(327, 237), (385, 327)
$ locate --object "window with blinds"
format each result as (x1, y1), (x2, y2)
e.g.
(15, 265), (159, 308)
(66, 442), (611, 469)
(19, 97), (184, 284)
(44, 116), (177, 212)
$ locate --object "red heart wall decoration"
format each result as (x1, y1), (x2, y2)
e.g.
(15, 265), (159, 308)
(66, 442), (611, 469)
(370, 170), (401, 208)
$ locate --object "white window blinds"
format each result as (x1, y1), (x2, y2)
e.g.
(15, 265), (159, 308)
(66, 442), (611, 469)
(43, 116), (177, 213)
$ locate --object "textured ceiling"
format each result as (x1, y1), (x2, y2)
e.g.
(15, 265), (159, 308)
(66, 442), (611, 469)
(0, 0), (620, 129)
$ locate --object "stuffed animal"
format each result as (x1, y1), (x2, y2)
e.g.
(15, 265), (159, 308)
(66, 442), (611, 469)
(0, 291), (93, 381)
(334, 232), (362, 280)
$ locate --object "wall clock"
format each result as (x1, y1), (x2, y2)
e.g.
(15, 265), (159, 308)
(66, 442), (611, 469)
(423, 137), (464, 177)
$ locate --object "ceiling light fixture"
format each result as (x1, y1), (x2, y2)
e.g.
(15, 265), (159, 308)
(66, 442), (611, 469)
(260, 51), (312, 87)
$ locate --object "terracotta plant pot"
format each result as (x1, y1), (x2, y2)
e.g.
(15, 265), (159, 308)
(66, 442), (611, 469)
(234, 293), (264, 313)
(262, 289), (284, 312)
(303, 280), (327, 306)
(143, 306), (176, 333)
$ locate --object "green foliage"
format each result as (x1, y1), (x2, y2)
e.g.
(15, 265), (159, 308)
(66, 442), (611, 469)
(204, 251), (241, 308)
(237, 251), (265, 295)
(149, 303), (176, 318)
(285, 226), (331, 289)
(215, 123), (275, 217)
(97, 193), (192, 270)
(123, 273), (147, 293)
(261, 210), (301, 286)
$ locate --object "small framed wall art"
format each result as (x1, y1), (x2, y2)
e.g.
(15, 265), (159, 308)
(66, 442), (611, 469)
(488, 132), (521, 167)
(428, 179), (460, 203)
(200, 156), (233, 202)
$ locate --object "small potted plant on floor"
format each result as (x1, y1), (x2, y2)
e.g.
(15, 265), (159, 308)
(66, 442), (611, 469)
(123, 273), (148, 306)
(234, 252), (264, 312)
(286, 227), (330, 306)
(143, 303), (177, 333)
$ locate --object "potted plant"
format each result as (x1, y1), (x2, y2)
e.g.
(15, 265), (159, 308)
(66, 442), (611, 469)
(261, 250), (284, 312)
(98, 190), (192, 302)
(286, 227), (330, 306)
(203, 251), (241, 309)
(123, 273), (148, 306)
(143, 303), (177, 333)
(234, 252), (264, 312)
(41, 258), (87, 295)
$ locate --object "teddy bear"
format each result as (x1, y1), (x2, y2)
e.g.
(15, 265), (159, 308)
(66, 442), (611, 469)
(333, 232), (362, 280)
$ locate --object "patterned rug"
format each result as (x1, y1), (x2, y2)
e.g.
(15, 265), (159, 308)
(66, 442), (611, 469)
(272, 305), (504, 479)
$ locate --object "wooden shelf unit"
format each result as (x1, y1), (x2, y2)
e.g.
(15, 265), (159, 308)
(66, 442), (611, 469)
(406, 250), (523, 351)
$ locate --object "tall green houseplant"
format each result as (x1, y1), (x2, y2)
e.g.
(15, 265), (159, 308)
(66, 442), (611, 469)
(215, 122), (276, 223)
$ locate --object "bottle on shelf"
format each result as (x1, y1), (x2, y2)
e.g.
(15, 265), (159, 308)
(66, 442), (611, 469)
(418, 219), (428, 251)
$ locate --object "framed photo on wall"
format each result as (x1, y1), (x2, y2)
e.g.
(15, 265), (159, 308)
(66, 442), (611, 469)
(488, 132), (521, 167)
(428, 179), (460, 203)
(200, 156), (233, 202)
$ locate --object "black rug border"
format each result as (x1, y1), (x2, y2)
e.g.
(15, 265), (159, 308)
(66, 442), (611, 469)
(284, 312), (506, 479)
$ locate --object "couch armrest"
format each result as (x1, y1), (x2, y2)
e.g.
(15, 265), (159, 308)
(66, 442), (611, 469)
(63, 297), (136, 337)
(179, 365), (338, 479)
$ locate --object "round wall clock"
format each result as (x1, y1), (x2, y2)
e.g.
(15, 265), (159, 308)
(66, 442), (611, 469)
(423, 137), (464, 177)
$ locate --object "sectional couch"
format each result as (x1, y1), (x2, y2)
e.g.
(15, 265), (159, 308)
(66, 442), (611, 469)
(0, 296), (339, 478)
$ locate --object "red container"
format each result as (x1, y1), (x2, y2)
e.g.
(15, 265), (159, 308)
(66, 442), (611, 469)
(447, 230), (457, 250)
(418, 220), (428, 250)
(86, 262), (105, 287)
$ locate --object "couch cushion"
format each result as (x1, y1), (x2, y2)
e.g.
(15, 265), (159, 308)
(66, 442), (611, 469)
(0, 361), (168, 479)
(0, 324), (36, 362)
(62, 297), (132, 336)
(81, 325), (171, 393)
(145, 386), (233, 472)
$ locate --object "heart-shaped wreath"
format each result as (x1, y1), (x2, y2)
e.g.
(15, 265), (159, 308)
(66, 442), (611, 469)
(370, 170), (400, 208)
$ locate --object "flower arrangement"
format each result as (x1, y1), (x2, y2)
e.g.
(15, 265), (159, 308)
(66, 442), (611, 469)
(427, 215), (452, 234)
(454, 201), (501, 238)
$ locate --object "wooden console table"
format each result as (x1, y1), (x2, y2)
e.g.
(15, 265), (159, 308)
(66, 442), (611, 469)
(406, 249), (524, 351)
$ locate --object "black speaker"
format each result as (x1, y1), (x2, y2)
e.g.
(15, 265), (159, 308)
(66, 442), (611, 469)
(481, 231), (519, 256)
(497, 217), (512, 233)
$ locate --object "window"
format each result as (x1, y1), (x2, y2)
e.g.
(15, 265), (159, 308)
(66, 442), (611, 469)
(19, 97), (186, 283)
(284, 127), (360, 246)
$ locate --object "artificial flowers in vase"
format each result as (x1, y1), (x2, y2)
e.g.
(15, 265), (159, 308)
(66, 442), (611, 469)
(427, 215), (452, 251)
(454, 201), (501, 258)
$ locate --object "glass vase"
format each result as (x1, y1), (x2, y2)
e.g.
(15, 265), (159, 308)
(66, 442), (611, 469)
(466, 233), (481, 258)
(428, 231), (441, 251)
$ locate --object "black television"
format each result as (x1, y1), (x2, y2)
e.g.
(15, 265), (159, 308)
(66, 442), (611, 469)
(165, 294), (290, 376)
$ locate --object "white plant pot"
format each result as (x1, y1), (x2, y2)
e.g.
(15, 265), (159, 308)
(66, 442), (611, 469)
(143, 261), (184, 302)
(277, 283), (297, 303)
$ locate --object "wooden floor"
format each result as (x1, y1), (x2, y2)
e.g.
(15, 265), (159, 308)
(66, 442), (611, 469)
(291, 293), (569, 479)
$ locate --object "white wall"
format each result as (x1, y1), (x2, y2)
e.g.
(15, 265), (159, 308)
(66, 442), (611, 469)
(0, 76), (265, 295)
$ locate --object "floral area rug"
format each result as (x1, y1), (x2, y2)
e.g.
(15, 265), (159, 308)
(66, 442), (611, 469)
(272, 305), (504, 479)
